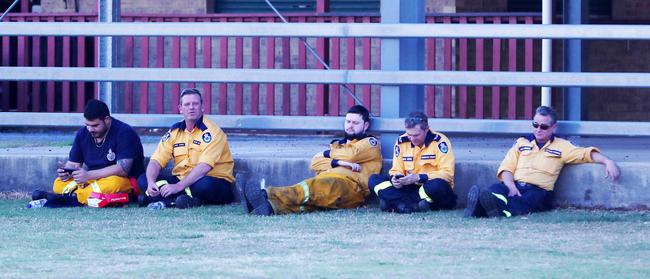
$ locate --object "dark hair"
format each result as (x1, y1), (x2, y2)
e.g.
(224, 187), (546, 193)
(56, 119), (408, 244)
(535, 106), (557, 125)
(404, 111), (429, 130)
(347, 105), (370, 123)
(180, 88), (203, 104)
(84, 99), (110, 120)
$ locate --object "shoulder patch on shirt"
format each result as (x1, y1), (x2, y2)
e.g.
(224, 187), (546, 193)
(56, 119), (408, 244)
(161, 131), (171, 142)
(202, 132), (212, 143)
(394, 145), (400, 158)
(368, 137), (378, 146)
(438, 142), (449, 154)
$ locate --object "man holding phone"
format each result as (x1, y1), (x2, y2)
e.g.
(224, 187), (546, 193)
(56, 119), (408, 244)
(29, 99), (145, 207)
(368, 112), (456, 214)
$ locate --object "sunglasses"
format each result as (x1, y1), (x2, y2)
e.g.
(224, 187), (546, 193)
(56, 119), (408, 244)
(532, 122), (551, 130)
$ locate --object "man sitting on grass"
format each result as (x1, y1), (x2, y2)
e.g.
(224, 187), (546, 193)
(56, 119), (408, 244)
(239, 105), (382, 215)
(29, 99), (144, 208)
(464, 105), (620, 218)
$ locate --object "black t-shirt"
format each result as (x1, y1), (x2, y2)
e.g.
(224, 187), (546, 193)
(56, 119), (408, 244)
(68, 117), (145, 177)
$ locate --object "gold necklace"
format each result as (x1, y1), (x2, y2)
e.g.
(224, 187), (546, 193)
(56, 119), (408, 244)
(93, 124), (111, 148)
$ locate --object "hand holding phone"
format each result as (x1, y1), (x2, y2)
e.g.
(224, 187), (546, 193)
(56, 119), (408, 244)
(63, 167), (79, 174)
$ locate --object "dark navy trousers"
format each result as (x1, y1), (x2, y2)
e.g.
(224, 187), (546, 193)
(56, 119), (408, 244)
(368, 174), (457, 210)
(486, 182), (553, 216)
(137, 174), (234, 206)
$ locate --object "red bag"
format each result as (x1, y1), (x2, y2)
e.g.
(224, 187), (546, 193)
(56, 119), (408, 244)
(87, 192), (130, 208)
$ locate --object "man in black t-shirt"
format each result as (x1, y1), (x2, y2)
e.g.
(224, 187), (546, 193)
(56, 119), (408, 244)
(29, 100), (144, 207)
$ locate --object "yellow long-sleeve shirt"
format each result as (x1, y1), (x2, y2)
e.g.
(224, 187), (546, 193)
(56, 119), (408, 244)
(150, 116), (234, 182)
(310, 135), (382, 195)
(389, 129), (455, 187)
(497, 135), (598, 191)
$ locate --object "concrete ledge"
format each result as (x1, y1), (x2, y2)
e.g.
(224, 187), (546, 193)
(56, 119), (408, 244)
(4, 155), (647, 210)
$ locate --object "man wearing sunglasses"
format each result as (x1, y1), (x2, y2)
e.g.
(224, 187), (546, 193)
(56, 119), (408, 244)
(465, 106), (620, 218)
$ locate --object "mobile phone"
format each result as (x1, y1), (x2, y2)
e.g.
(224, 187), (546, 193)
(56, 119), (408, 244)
(394, 174), (404, 179)
(63, 167), (78, 174)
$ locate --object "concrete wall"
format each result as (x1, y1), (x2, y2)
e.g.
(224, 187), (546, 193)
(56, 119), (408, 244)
(5, 155), (647, 210)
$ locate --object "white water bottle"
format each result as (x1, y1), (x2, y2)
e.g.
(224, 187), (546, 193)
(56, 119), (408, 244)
(26, 199), (48, 208)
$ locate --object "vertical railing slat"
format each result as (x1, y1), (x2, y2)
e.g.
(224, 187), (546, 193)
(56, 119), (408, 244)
(265, 17), (275, 115)
(76, 16), (87, 112)
(281, 37), (291, 115)
(458, 17), (468, 118)
(425, 16), (436, 117)
(330, 17), (341, 116)
(250, 18), (260, 115)
(170, 17), (181, 112)
(491, 16), (502, 119)
(17, 17), (28, 111)
(154, 18), (164, 113)
(442, 17), (452, 118)
(218, 22), (228, 115)
(361, 16), (371, 110)
(235, 35), (244, 115)
(1, 32), (9, 111)
(123, 20), (134, 113)
(524, 16), (534, 119)
(47, 17), (55, 112)
(315, 16), (327, 116)
(298, 17), (307, 116)
(186, 17), (197, 89)
(32, 30), (41, 112)
(475, 17), (485, 119)
(61, 18), (71, 112)
(346, 17), (356, 108)
(507, 16), (517, 119)
(202, 30), (212, 114)
(138, 18), (149, 114)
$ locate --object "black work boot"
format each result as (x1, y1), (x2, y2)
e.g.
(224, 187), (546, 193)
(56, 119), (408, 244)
(464, 185), (486, 218)
(394, 202), (413, 214)
(245, 178), (274, 216)
(31, 190), (49, 201)
(478, 191), (508, 218)
(417, 199), (431, 212)
(137, 194), (151, 207)
(378, 198), (391, 212)
(175, 194), (203, 209)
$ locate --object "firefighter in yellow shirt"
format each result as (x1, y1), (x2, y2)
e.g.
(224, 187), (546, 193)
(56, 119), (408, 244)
(137, 88), (235, 209)
(239, 105), (382, 215)
(368, 112), (456, 214)
(465, 106), (620, 218)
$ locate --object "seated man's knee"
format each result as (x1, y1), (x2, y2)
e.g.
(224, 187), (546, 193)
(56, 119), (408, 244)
(423, 179), (451, 194)
(136, 173), (148, 193)
(368, 174), (389, 190)
(486, 182), (508, 194)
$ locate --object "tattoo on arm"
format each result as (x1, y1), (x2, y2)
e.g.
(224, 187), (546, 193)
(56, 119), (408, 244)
(117, 159), (134, 175)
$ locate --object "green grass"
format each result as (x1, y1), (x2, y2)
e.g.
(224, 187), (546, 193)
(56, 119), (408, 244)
(1, 199), (649, 278)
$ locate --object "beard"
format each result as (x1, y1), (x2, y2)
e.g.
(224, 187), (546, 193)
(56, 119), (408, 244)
(345, 131), (366, 141)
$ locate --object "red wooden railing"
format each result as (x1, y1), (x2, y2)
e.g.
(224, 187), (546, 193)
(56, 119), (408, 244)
(0, 12), (541, 119)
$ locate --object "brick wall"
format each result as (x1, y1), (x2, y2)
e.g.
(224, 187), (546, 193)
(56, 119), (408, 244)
(41, 0), (206, 14)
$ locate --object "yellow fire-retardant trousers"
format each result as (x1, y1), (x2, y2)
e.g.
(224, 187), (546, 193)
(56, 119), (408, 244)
(52, 176), (132, 205)
(266, 173), (366, 214)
